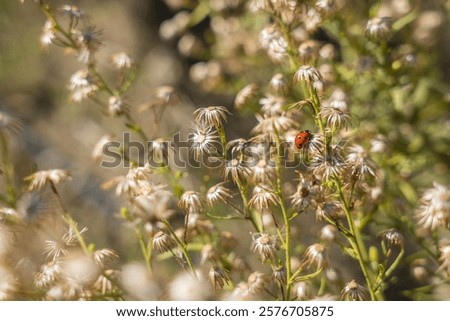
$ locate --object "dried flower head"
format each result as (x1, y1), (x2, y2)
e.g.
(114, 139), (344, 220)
(92, 134), (114, 162)
(311, 145), (346, 181)
(189, 124), (220, 158)
(93, 248), (119, 268)
(0, 109), (22, 135)
(290, 174), (317, 212)
(247, 271), (269, 294)
(410, 258), (429, 283)
(139, 86), (181, 113)
(382, 228), (405, 249)
(272, 265), (287, 284)
(315, 192), (343, 221)
(102, 175), (137, 196)
(259, 94), (286, 117)
(346, 144), (377, 180)
(132, 190), (175, 222)
(209, 266), (230, 291)
(298, 40), (321, 63)
(178, 191), (205, 213)
(249, 0), (274, 13)
(365, 17), (392, 41)
(250, 155), (276, 184)
(155, 86), (181, 106)
(94, 270), (117, 295)
(259, 25), (289, 63)
(248, 185), (279, 210)
(235, 83), (259, 110)
(320, 106), (352, 130)
(59, 5), (86, 23)
(148, 138), (169, 165)
(108, 95), (127, 116)
(75, 25), (103, 51)
(44, 227), (80, 261)
(26, 169), (71, 191)
(315, 0), (337, 16)
(68, 69), (98, 102)
(194, 106), (231, 129)
(40, 20), (56, 48)
(153, 231), (177, 253)
(304, 7), (323, 32)
(207, 183), (233, 206)
(110, 52), (134, 69)
(293, 65), (322, 84)
(340, 280), (369, 301)
(320, 224), (337, 243)
(269, 73), (289, 96)
(253, 113), (298, 135)
(370, 134), (388, 154)
(302, 243), (328, 269)
(34, 261), (61, 289)
(437, 245), (450, 278)
(416, 182), (450, 231)
(295, 281), (313, 300)
(224, 158), (251, 184)
(251, 232), (280, 262)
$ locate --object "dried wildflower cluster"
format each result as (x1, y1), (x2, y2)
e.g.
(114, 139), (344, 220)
(1, 0), (448, 300)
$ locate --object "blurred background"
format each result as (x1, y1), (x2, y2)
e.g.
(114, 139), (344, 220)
(0, 0), (449, 299)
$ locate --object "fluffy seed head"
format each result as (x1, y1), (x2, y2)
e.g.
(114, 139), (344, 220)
(209, 266), (230, 291)
(207, 183), (233, 206)
(25, 169), (71, 191)
(340, 280), (369, 301)
(194, 106), (231, 128)
(366, 17), (392, 41)
(178, 191), (205, 213)
(416, 182), (450, 231)
(251, 232), (280, 262)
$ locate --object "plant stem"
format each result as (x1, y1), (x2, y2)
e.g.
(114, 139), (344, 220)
(49, 182), (89, 254)
(162, 219), (198, 278)
(334, 177), (381, 300)
(273, 131), (292, 300)
(0, 133), (16, 206)
(134, 225), (153, 273)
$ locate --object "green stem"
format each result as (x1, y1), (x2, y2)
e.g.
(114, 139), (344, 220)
(273, 131), (292, 300)
(40, 4), (79, 49)
(334, 177), (380, 300)
(50, 182), (89, 254)
(217, 125), (227, 160)
(134, 225), (153, 273)
(374, 248), (405, 294)
(0, 133), (16, 206)
(162, 219), (198, 278)
(236, 179), (260, 232)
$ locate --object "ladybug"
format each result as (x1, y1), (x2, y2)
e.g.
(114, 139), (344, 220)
(294, 130), (312, 149)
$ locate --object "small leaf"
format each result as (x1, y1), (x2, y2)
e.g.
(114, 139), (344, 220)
(398, 180), (417, 204)
(188, 1), (210, 27)
(369, 246), (379, 264)
(342, 247), (358, 259)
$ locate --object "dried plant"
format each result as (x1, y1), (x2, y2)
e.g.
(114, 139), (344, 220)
(0, 0), (448, 301)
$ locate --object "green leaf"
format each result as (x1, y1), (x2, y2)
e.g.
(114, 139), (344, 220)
(342, 247), (358, 259)
(188, 1), (210, 27)
(398, 180), (418, 204)
(392, 10), (418, 32)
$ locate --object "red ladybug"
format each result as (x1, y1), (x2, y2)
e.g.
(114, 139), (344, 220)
(294, 130), (312, 149)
